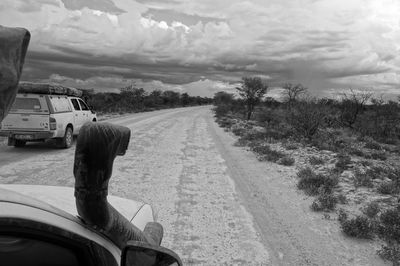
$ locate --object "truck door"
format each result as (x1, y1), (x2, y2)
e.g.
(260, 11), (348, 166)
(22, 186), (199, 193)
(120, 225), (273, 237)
(70, 98), (84, 133)
(78, 99), (91, 124)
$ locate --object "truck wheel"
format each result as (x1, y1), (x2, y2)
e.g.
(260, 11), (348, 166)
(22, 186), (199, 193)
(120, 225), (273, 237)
(14, 139), (26, 147)
(59, 127), (73, 148)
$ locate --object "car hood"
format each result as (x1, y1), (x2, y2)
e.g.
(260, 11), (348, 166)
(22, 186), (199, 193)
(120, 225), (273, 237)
(0, 184), (154, 231)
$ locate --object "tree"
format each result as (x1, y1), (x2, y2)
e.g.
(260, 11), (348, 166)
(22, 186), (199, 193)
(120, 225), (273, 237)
(236, 77), (268, 120)
(120, 85), (147, 110)
(144, 89), (163, 108)
(180, 93), (190, 106)
(213, 91), (234, 105)
(358, 96), (400, 141)
(339, 89), (372, 128)
(281, 83), (307, 109)
(161, 90), (180, 107)
(289, 98), (327, 140)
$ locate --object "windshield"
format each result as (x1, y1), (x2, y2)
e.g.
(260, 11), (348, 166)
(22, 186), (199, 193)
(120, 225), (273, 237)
(49, 96), (72, 113)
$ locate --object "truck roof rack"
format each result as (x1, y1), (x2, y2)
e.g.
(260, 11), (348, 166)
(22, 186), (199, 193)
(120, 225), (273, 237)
(18, 82), (83, 97)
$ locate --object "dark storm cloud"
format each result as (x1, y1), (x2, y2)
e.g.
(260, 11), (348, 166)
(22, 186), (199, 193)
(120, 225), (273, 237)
(135, 0), (181, 6)
(143, 8), (224, 25)
(324, 67), (391, 79)
(61, 0), (125, 14)
(255, 29), (350, 57)
(22, 48), (246, 86)
(15, 0), (61, 12)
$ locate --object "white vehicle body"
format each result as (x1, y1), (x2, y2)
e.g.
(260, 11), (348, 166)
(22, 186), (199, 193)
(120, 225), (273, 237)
(0, 184), (154, 266)
(0, 93), (96, 147)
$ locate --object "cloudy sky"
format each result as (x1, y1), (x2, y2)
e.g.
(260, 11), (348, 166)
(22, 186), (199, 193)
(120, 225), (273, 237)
(1, 0), (399, 98)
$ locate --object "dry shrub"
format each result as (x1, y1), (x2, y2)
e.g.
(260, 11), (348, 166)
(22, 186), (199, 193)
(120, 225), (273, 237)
(377, 206), (400, 265)
(288, 100), (327, 140)
(252, 145), (286, 162)
(353, 168), (374, 188)
(278, 156), (295, 166)
(297, 168), (339, 196)
(311, 192), (338, 212)
(377, 182), (398, 195)
(378, 206), (400, 243)
(338, 210), (375, 239)
(363, 202), (381, 218)
(370, 152), (387, 161)
(364, 140), (382, 150)
(283, 142), (299, 150)
(311, 128), (349, 152)
(309, 156), (325, 165)
(334, 153), (352, 173)
(231, 123), (248, 136)
(349, 147), (366, 157)
(378, 244), (400, 266)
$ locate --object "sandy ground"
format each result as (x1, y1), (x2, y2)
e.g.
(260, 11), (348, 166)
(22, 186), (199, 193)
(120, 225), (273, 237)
(0, 106), (388, 265)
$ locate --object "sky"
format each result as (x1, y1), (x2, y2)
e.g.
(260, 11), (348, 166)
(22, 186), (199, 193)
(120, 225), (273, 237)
(1, 0), (399, 98)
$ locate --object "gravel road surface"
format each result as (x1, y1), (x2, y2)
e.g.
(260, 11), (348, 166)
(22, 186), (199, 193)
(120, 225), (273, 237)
(0, 106), (387, 265)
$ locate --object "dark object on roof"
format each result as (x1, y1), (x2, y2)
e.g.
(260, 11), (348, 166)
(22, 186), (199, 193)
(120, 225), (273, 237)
(18, 82), (83, 97)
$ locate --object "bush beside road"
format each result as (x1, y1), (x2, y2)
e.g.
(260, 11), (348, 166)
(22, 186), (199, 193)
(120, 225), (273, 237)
(214, 84), (400, 265)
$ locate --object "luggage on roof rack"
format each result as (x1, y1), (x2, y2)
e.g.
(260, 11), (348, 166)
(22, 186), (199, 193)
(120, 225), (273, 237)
(18, 82), (83, 97)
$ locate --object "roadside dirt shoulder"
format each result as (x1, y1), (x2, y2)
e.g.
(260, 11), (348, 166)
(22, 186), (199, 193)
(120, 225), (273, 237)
(206, 112), (387, 266)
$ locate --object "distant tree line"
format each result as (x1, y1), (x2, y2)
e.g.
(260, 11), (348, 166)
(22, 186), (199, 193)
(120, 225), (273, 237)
(81, 85), (212, 114)
(214, 76), (400, 144)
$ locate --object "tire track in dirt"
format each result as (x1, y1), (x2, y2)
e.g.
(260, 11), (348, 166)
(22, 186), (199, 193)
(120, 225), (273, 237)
(170, 111), (269, 265)
(109, 107), (270, 265)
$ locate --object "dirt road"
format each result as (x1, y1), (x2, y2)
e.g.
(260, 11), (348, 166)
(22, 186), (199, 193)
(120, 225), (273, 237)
(0, 106), (387, 265)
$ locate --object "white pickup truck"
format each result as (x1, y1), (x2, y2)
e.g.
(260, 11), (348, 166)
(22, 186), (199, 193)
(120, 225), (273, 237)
(0, 83), (97, 148)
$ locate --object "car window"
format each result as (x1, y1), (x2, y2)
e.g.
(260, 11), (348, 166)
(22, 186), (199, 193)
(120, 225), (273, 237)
(50, 96), (72, 113)
(78, 99), (89, 111)
(12, 98), (41, 110)
(71, 98), (81, 111)
(10, 96), (49, 113)
(0, 235), (81, 266)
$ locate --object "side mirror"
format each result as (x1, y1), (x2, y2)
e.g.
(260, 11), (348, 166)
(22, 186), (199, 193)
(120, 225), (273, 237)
(121, 240), (182, 266)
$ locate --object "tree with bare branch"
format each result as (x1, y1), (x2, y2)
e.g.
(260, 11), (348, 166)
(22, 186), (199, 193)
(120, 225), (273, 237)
(339, 89), (372, 128)
(281, 83), (308, 109)
(236, 77), (268, 120)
